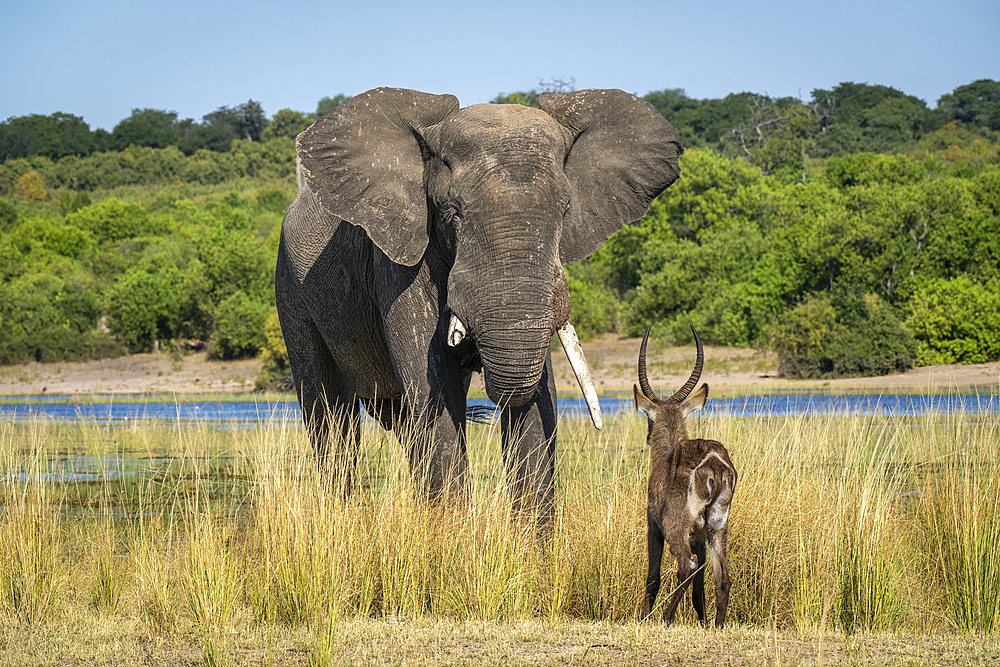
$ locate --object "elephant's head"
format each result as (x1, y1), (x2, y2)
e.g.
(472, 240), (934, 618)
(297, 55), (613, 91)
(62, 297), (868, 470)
(297, 87), (682, 415)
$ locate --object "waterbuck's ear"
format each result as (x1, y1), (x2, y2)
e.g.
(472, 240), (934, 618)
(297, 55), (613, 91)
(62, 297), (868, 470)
(682, 383), (709, 418)
(634, 384), (657, 420)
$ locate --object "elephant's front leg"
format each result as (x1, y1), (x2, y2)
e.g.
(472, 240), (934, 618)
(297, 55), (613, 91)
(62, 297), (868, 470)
(400, 368), (471, 502)
(500, 350), (558, 525)
(377, 256), (471, 501)
(385, 324), (471, 501)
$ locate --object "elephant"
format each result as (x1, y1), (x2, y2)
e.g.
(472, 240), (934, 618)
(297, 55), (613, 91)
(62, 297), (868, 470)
(275, 87), (682, 520)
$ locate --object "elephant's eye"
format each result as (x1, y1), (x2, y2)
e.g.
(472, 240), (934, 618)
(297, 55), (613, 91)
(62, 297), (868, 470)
(450, 213), (463, 229)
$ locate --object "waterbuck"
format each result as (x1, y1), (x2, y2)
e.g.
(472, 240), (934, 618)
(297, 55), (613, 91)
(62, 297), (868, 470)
(634, 325), (737, 627)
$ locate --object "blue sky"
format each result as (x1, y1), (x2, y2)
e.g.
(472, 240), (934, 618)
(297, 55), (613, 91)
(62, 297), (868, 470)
(2, 0), (997, 131)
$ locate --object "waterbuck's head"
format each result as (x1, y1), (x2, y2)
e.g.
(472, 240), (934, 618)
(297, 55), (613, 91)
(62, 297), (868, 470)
(633, 324), (709, 445)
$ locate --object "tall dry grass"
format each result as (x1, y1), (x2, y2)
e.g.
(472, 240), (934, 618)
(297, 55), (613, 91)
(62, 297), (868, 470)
(1, 396), (999, 661)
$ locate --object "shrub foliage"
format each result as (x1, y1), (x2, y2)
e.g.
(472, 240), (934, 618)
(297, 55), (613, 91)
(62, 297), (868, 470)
(1, 79), (998, 376)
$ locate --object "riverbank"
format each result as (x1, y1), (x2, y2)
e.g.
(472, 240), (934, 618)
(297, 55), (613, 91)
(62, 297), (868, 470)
(0, 333), (996, 397)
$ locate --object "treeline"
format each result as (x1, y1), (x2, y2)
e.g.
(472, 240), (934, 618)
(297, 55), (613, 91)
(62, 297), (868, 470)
(568, 146), (1000, 377)
(1, 79), (998, 380)
(0, 96), (349, 161)
(509, 79), (1000, 166)
(5, 79), (998, 172)
(0, 187), (288, 370)
(0, 95), (350, 193)
(1, 140), (296, 193)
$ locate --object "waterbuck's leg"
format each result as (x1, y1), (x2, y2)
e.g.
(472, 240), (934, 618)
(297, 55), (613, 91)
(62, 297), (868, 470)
(663, 543), (696, 624)
(644, 515), (665, 618)
(708, 528), (732, 628)
(692, 541), (707, 626)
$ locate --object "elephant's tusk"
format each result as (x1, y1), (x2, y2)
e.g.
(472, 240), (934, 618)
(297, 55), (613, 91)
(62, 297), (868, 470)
(447, 314), (466, 347)
(556, 320), (603, 430)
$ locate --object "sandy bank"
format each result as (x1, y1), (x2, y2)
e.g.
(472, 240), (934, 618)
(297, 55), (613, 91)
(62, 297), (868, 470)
(0, 334), (996, 397)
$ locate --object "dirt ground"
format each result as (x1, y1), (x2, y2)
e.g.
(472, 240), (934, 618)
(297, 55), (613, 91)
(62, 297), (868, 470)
(0, 350), (261, 396)
(0, 333), (996, 397)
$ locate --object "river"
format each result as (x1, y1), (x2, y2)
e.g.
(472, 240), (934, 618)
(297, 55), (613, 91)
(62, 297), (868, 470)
(1, 392), (997, 426)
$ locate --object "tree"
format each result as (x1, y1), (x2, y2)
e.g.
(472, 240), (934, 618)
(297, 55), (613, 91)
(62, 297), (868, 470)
(537, 77), (575, 94)
(175, 100), (269, 153)
(235, 99), (268, 141)
(111, 108), (180, 150)
(566, 273), (619, 340)
(196, 225), (273, 302)
(766, 293), (915, 378)
(176, 117), (239, 153)
(643, 88), (693, 116)
(16, 170), (47, 200)
(0, 272), (118, 364)
(810, 82), (934, 155)
(2, 216), (94, 268)
(0, 198), (16, 232)
(106, 267), (187, 352)
(208, 290), (269, 359)
(644, 89), (704, 149)
(256, 306), (289, 389)
(492, 77), (575, 108)
(203, 100), (268, 143)
(937, 79), (1000, 130)
(0, 112), (96, 160)
(262, 108), (311, 140)
(730, 96), (814, 177)
(907, 276), (1000, 364)
(491, 90), (539, 107)
(316, 94), (349, 117)
(66, 198), (167, 243)
(672, 93), (765, 151)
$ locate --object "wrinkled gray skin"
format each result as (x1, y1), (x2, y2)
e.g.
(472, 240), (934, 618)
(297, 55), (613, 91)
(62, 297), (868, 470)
(276, 87), (682, 519)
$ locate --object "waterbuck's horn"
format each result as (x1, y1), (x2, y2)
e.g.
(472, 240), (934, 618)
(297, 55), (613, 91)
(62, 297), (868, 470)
(671, 324), (703, 403)
(637, 324), (656, 400)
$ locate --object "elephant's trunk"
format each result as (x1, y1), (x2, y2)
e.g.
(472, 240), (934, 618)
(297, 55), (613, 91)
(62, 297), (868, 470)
(474, 308), (552, 408)
(452, 264), (602, 427)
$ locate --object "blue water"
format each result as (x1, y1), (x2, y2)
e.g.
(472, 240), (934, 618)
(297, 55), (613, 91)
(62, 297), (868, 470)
(0, 392), (997, 426)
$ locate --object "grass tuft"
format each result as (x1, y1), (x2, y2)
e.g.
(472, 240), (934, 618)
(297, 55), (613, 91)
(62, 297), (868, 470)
(0, 394), (999, 656)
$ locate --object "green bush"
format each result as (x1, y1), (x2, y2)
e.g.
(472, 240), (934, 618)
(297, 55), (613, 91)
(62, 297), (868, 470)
(58, 190), (91, 216)
(768, 293), (916, 379)
(825, 153), (925, 189)
(624, 224), (785, 347)
(196, 226), (274, 302)
(567, 276), (619, 341)
(0, 197), (17, 231)
(208, 291), (269, 360)
(106, 267), (187, 353)
(4, 216), (95, 262)
(256, 188), (290, 213)
(66, 198), (168, 243)
(907, 276), (1000, 364)
(256, 307), (291, 391)
(0, 327), (123, 365)
(0, 273), (118, 364)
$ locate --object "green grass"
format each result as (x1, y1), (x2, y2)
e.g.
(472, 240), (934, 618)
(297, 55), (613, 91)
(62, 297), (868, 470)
(1, 403), (1000, 664)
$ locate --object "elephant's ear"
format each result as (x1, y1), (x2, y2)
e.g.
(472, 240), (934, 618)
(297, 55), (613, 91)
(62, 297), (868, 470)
(539, 89), (683, 265)
(297, 87), (459, 266)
